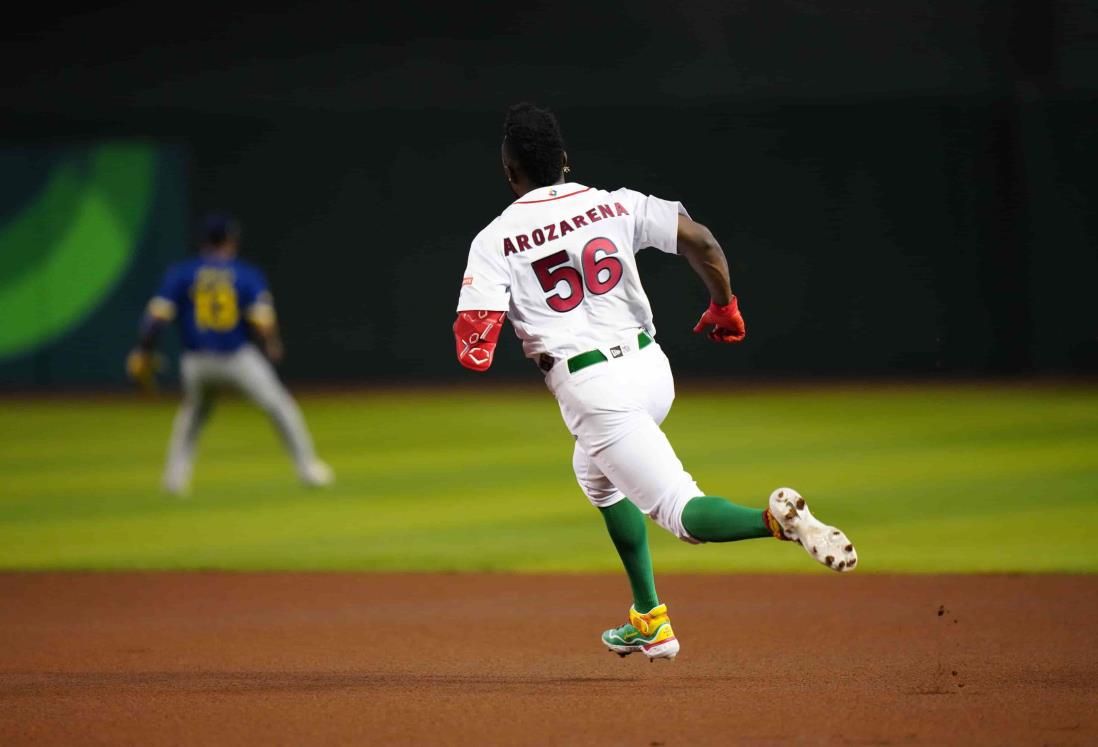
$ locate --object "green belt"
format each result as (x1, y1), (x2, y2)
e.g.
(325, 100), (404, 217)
(567, 332), (653, 374)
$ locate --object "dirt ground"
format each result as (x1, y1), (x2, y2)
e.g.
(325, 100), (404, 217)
(1, 573), (1094, 746)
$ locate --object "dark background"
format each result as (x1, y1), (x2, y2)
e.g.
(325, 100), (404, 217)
(3, 0), (1096, 383)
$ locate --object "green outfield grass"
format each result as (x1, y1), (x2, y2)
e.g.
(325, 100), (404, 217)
(0, 382), (1095, 573)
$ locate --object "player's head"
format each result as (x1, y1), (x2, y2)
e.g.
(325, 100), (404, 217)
(198, 212), (241, 255)
(502, 102), (569, 194)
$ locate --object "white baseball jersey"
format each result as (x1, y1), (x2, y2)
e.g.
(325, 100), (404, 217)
(456, 183), (688, 361)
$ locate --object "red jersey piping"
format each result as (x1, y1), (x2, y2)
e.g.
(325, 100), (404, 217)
(514, 187), (592, 205)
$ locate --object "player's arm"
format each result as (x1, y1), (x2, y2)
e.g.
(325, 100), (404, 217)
(677, 216), (732, 306)
(126, 296), (174, 390)
(454, 232), (511, 372)
(676, 215), (746, 344)
(246, 292), (284, 363)
(453, 310), (506, 372)
(135, 300), (171, 350)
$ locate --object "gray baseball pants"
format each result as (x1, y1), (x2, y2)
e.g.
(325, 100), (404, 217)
(163, 344), (318, 490)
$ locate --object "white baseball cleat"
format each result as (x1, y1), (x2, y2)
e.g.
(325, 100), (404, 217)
(301, 460), (335, 487)
(162, 476), (191, 497)
(768, 487), (857, 572)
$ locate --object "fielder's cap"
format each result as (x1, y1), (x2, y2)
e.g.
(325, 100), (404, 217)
(199, 212), (241, 245)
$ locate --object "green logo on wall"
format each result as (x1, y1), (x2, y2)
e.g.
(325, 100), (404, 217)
(0, 143), (156, 360)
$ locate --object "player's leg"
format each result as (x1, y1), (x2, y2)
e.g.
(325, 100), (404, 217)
(565, 344), (855, 569)
(592, 423), (855, 567)
(635, 348), (856, 564)
(601, 501), (660, 611)
(567, 398), (676, 660)
(162, 354), (214, 495)
(592, 419), (856, 566)
(633, 346), (776, 543)
(598, 500), (677, 659)
(573, 444), (660, 612)
(680, 496), (774, 542)
(232, 345), (332, 486)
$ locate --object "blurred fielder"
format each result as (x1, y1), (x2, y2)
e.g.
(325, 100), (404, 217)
(127, 213), (333, 495)
(453, 104), (856, 661)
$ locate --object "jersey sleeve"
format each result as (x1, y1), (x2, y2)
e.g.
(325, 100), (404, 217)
(456, 232), (511, 312)
(612, 188), (691, 255)
(146, 265), (187, 321)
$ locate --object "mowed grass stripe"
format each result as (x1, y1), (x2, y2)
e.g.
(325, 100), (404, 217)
(0, 384), (1094, 572)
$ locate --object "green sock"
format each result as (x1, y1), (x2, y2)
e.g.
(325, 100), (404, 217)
(681, 495), (772, 542)
(599, 499), (660, 613)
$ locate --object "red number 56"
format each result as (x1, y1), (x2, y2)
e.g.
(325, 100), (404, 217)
(531, 237), (624, 312)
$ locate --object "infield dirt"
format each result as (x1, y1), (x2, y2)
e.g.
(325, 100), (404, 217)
(1, 573), (1094, 746)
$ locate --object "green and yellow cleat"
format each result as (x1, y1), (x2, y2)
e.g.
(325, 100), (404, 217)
(601, 603), (679, 661)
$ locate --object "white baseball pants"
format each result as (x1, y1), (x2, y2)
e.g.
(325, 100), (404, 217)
(545, 338), (703, 542)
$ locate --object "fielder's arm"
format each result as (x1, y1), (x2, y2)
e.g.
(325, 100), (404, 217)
(676, 215), (746, 343)
(126, 298), (172, 391)
(246, 299), (284, 363)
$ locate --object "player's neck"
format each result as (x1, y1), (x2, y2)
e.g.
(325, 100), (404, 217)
(512, 177), (568, 199)
(201, 248), (236, 262)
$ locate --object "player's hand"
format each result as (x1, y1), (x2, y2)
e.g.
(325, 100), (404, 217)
(126, 349), (152, 379)
(264, 338), (285, 364)
(693, 296), (746, 343)
(125, 348), (161, 392)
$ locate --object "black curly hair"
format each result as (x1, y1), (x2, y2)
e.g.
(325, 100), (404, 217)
(503, 102), (567, 187)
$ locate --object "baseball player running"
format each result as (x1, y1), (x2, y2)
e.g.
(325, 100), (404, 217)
(453, 104), (856, 661)
(127, 213), (333, 495)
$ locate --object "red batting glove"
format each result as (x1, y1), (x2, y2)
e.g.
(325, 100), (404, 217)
(693, 296), (746, 343)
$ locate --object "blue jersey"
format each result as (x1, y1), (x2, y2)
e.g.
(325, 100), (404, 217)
(148, 257), (275, 352)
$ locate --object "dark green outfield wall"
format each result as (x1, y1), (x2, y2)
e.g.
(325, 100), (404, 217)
(0, 145), (187, 386)
(182, 100), (1098, 381)
(1, 0), (1094, 384)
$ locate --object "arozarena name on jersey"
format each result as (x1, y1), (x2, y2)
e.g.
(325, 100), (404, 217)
(503, 202), (631, 256)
